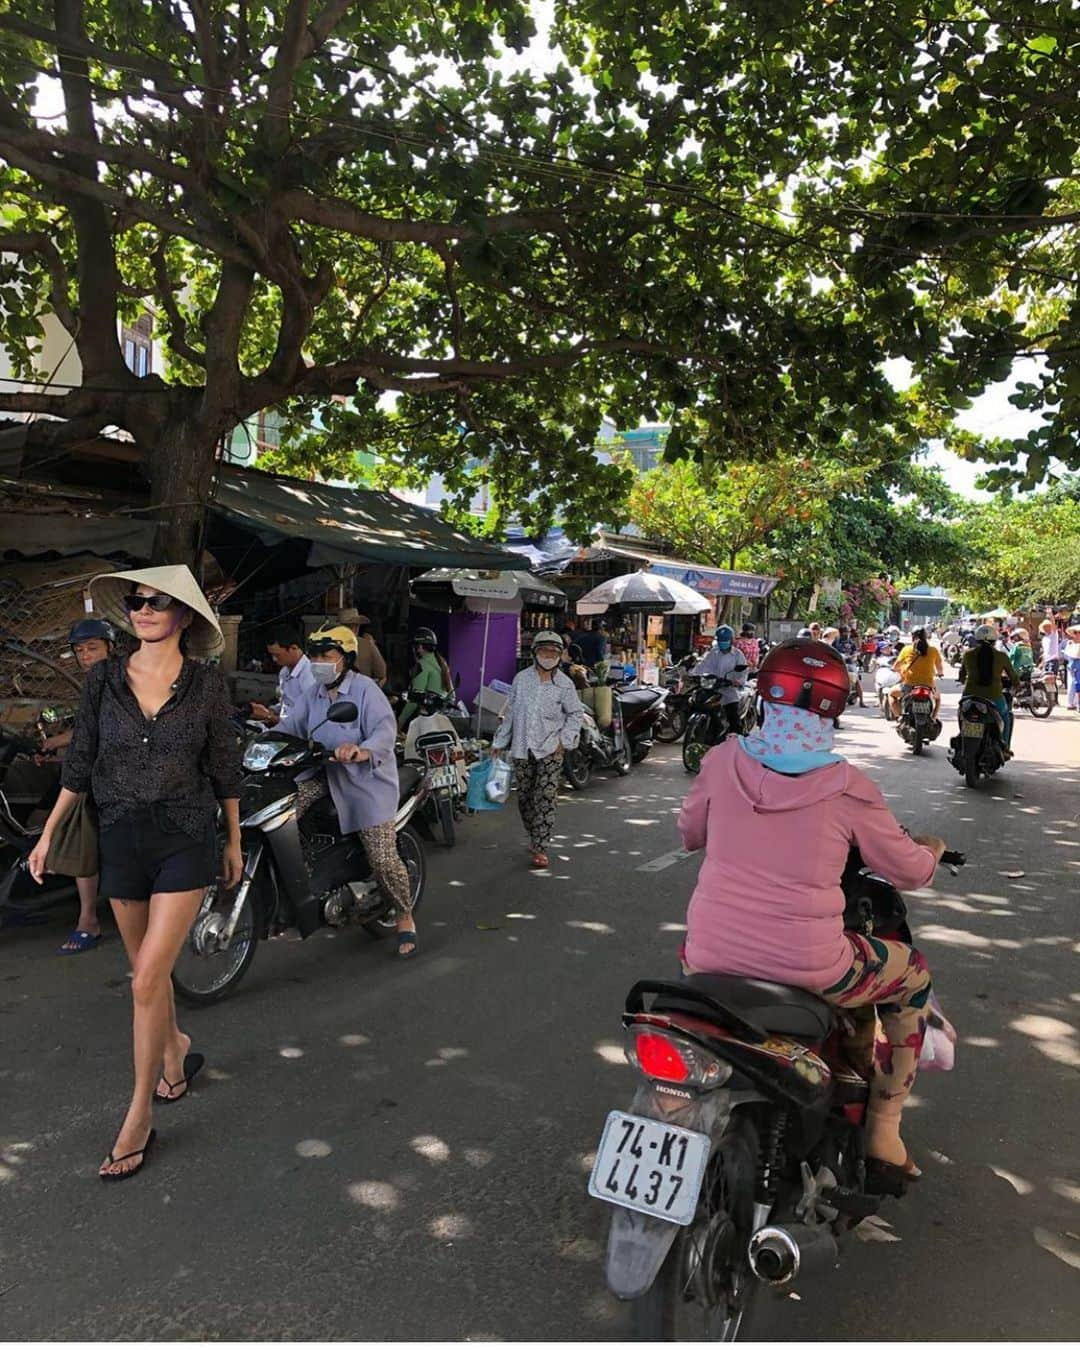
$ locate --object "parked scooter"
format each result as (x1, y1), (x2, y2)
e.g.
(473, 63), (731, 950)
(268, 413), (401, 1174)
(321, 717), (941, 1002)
(564, 682), (669, 789)
(402, 687), (470, 847)
(0, 725), (75, 924)
(895, 685), (942, 755)
(682, 677), (757, 775)
(591, 846), (965, 1339)
(172, 701), (427, 1005)
(947, 691), (1011, 788)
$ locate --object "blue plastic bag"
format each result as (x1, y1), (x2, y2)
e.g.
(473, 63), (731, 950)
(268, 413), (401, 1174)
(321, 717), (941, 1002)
(466, 759), (504, 812)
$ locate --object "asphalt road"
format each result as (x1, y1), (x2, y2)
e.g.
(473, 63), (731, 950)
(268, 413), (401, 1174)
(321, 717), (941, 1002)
(2, 687), (1078, 1340)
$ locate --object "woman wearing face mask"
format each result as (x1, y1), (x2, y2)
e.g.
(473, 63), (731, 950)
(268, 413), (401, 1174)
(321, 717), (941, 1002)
(491, 631), (584, 869)
(397, 627), (454, 730)
(28, 565), (242, 1181)
(276, 627), (417, 957)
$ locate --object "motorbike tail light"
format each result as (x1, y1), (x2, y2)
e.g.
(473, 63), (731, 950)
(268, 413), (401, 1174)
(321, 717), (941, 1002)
(626, 1027), (732, 1088)
(427, 749), (447, 766)
(912, 686), (933, 698)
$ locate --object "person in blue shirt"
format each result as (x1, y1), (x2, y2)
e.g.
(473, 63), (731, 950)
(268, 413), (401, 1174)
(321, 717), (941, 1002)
(278, 627), (418, 958)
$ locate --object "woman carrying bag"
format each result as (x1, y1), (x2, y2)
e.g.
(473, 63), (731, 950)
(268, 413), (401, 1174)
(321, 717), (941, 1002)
(29, 565), (242, 1181)
(491, 631), (583, 869)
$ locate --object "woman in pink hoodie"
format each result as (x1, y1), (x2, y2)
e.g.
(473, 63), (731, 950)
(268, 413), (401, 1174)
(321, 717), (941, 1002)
(679, 639), (946, 1190)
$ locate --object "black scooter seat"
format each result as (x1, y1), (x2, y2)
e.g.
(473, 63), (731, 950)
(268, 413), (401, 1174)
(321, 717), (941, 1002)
(616, 686), (663, 710)
(681, 972), (834, 1040)
(397, 763), (424, 805)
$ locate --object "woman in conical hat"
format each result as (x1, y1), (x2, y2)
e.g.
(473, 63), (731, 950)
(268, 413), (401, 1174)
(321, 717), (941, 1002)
(29, 565), (242, 1180)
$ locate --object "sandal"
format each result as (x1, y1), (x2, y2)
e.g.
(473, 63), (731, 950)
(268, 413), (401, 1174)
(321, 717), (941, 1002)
(154, 1052), (205, 1104)
(100, 1128), (157, 1182)
(58, 929), (103, 955)
(396, 928), (419, 958)
(865, 1152), (921, 1197)
(530, 852), (550, 869)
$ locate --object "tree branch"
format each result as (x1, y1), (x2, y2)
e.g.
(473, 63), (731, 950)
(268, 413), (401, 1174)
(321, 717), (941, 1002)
(0, 229), (79, 335)
(264, 0), (311, 153)
(52, 0), (126, 383)
(279, 190), (579, 243)
(0, 12), (191, 94)
(0, 386), (118, 417)
(150, 243), (206, 368)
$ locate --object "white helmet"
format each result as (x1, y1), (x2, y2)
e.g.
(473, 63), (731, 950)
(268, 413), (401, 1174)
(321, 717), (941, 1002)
(532, 630), (564, 653)
(973, 623), (997, 643)
(886, 625), (900, 637)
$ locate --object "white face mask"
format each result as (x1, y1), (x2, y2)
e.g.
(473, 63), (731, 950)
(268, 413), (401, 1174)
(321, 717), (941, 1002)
(535, 653), (561, 671)
(310, 660), (340, 686)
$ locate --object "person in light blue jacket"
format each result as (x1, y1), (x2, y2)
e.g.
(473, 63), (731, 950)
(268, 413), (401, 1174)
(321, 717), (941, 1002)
(492, 631), (583, 870)
(278, 627), (417, 957)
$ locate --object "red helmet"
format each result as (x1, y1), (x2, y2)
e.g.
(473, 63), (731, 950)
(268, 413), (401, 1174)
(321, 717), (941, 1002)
(757, 638), (850, 722)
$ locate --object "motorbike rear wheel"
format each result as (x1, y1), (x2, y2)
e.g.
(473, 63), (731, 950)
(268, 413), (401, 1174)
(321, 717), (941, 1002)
(654, 707), (687, 744)
(629, 1114), (760, 1342)
(362, 824), (427, 938)
(911, 727), (923, 756)
(173, 884), (259, 1007)
(963, 738), (982, 789)
(614, 737), (632, 776)
(1029, 686), (1053, 719)
(435, 791), (456, 848)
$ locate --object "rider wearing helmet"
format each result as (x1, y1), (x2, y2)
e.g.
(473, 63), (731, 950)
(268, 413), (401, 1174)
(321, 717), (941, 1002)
(398, 627), (455, 730)
(276, 626), (418, 958)
(960, 623), (1019, 756)
(38, 618), (117, 954)
(694, 625), (750, 733)
(492, 630), (584, 869)
(678, 639), (947, 1190)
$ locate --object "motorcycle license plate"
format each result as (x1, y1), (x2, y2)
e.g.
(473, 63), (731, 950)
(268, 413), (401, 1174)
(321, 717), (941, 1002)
(588, 1111), (710, 1227)
(429, 765), (456, 790)
(961, 721), (984, 737)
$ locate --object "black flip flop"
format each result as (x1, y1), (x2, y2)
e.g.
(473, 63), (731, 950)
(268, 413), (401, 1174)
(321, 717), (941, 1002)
(154, 1052), (205, 1104)
(100, 1128), (157, 1182)
(865, 1154), (921, 1198)
(396, 928), (419, 959)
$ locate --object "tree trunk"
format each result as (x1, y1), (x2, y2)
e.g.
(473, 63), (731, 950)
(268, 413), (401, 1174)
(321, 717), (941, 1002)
(149, 418), (220, 571)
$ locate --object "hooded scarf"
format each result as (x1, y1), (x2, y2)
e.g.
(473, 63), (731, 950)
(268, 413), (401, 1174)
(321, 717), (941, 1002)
(739, 702), (842, 775)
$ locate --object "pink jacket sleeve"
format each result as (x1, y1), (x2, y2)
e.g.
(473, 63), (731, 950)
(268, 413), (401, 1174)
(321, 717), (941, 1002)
(846, 769), (937, 890)
(678, 756), (713, 853)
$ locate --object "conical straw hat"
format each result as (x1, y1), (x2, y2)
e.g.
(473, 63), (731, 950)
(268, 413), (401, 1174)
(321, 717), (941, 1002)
(89, 564), (224, 659)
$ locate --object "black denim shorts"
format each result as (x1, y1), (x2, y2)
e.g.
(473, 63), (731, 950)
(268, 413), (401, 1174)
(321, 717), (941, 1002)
(99, 808), (217, 900)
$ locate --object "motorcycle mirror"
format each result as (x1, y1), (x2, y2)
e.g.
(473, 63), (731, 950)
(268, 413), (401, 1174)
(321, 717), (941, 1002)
(326, 701), (359, 723)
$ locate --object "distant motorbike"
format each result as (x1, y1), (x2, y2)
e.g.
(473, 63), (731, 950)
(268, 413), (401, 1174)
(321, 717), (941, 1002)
(402, 687), (470, 847)
(682, 677), (757, 776)
(947, 692), (1010, 788)
(874, 657), (900, 720)
(172, 701), (427, 1006)
(655, 657), (697, 744)
(844, 659), (864, 708)
(1014, 668), (1054, 719)
(895, 685), (942, 755)
(591, 844), (965, 1339)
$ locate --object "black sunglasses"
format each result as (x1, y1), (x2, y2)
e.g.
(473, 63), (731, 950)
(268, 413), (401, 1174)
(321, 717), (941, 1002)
(123, 592), (177, 613)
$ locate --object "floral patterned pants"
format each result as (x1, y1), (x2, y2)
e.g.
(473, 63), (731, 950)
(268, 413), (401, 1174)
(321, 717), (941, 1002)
(514, 751), (563, 852)
(296, 779), (413, 916)
(822, 933), (933, 1127)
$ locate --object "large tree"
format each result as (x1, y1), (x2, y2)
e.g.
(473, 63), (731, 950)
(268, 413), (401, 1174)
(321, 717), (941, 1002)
(1, 2), (1076, 563)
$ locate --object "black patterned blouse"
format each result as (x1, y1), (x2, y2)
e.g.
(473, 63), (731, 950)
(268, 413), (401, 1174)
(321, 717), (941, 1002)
(62, 656), (242, 836)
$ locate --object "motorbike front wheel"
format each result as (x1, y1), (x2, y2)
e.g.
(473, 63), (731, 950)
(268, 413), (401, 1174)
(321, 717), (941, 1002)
(629, 1115), (760, 1342)
(563, 747), (592, 790)
(654, 707), (687, 744)
(682, 722), (709, 775)
(614, 737), (632, 776)
(173, 884), (259, 1007)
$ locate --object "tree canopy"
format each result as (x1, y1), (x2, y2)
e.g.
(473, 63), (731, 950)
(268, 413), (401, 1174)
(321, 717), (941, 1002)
(1, 2), (1077, 560)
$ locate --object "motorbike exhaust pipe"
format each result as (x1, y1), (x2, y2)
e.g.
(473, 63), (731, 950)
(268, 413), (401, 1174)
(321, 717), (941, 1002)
(747, 1224), (838, 1286)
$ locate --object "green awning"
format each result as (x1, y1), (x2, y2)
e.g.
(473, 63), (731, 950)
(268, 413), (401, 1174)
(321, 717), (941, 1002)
(212, 468), (522, 570)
